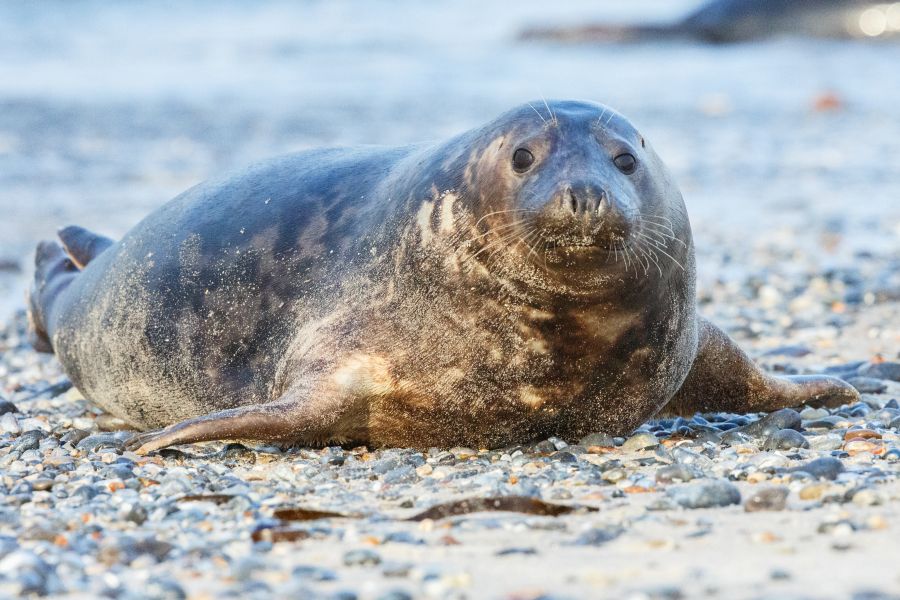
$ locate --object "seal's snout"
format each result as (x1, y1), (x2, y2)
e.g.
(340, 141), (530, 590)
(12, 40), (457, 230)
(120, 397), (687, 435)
(561, 183), (605, 216)
(542, 181), (633, 247)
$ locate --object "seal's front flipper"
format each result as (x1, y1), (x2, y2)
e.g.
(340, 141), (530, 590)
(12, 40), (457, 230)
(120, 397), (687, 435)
(57, 225), (114, 269)
(126, 390), (354, 454)
(28, 241), (79, 353)
(663, 318), (859, 416)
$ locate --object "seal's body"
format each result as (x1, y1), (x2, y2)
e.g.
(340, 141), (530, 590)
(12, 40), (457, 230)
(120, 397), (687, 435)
(520, 0), (897, 44)
(29, 101), (857, 453)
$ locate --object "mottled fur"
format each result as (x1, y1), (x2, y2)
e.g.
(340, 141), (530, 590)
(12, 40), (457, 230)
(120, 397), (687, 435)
(27, 100), (858, 453)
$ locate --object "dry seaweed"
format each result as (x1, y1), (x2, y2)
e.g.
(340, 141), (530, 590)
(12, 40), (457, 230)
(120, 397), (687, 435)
(406, 496), (595, 521)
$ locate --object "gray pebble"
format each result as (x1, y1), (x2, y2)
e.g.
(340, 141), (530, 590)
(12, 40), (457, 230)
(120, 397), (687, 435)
(762, 429), (810, 451)
(846, 377), (888, 394)
(579, 432), (614, 447)
(571, 525), (624, 546)
(0, 400), (18, 416)
(858, 362), (900, 382)
(667, 480), (741, 509)
(655, 464), (696, 485)
(621, 432), (659, 452)
(343, 548), (382, 567)
(384, 465), (417, 484)
(789, 457), (845, 481)
(292, 565), (338, 581)
(744, 486), (789, 512)
(76, 433), (125, 453)
(739, 409), (802, 439)
(12, 429), (44, 453)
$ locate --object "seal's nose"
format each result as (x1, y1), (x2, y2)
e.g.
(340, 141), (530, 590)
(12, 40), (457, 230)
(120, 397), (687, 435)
(563, 183), (605, 216)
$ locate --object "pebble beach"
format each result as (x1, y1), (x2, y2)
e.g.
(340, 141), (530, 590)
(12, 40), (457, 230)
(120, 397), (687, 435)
(2, 1), (900, 598)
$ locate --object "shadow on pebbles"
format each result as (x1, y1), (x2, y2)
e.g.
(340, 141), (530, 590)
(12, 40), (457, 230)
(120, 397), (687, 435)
(2, 309), (900, 599)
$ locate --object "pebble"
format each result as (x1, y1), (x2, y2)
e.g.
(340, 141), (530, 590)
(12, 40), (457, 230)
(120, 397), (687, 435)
(571, 526), (624, 546)
(858, 362), (900, 382)
(846, 377), (888, 394)
(76, 433), (126, 453)
(343, 549), (382, 567)
(579, 432), (615, 448)
(655, 464), (696, 485)
(744, 487), (789, 512)
(0, 400), (18, 416)
(738, 409), (802, 439)
(666, 480), (741, 509)
(0, 412), (21, 434)
(762, 429), (809, 451)
(621, 433), (659, 452)
(789, 457), (845, 481)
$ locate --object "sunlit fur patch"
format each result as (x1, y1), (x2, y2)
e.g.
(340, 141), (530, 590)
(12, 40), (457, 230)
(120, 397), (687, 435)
(416, 200), (435, 246)
(519, 386), (545, 409)
(331, 353), (395, 399)
(439, 192), (458, 234)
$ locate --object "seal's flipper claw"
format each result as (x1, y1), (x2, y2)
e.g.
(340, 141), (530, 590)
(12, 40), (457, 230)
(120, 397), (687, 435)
(662, 318), (860, 416)
(57, 225), (115, 269)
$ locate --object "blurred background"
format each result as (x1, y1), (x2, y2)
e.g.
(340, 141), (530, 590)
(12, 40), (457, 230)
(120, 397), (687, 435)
(2, 0), (899, 339)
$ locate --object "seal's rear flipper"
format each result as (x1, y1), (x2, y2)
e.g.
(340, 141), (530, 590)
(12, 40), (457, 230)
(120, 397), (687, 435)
(662, 317), (860, 416)
(57, 225), (114, 269)
(28, 241), (79, 353)
(125, 390), (346, 454)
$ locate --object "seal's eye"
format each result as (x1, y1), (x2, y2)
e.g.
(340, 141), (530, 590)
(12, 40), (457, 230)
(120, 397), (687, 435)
(613, 153), (637, 175)
(512, 148), (535, 173)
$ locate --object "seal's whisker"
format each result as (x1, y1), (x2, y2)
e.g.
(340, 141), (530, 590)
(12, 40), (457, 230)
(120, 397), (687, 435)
(634, 241), (654, 276)
(470, 208), (538, 232)
(466, 228), (528, 264)
(642, 214), (679, 230)
(641, 225), (687, 248)
(527, 102), (548, 125)
(596, 108), (607, 128)
(631, 242), (650, 275)
(636, 239), (664, 277)
(523, 229), (551, 273)
(540, 95), (557, 125)
(634, 232), (686, 272)
(455, 219), (530, 248)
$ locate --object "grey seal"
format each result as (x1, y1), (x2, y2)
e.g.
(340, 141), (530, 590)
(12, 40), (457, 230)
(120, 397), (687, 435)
(27, 100), (858, 453)
(520, 0), (899, 44)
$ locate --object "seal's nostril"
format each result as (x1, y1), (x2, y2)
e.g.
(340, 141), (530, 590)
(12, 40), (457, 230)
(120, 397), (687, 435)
(567, 188), (577, 214)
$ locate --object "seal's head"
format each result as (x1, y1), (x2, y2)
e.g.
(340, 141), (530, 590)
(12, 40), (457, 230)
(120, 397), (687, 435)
(455, 100), (691, 294)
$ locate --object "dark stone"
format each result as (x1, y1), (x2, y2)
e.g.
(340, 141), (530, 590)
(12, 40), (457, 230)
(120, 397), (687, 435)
(762, 429), (809, 451)
(0, 401), (18, 416)
(846, 377), (888, 394)
(532, 440), (557, 453)
(12, 430), (45, 453)
(571, 525), (624, 546)
(789, 457), (844, 481)
(76, 433), (125, 453)
(343, 548), (382, 567)
(744, 486), (789, 512)
(495, 546), (538, 556)
(858, 362), (900, 382)
(292, 565), (338, 581)
(666, 480), (741, 509)
(738, 409), (802, 439)
(655, 464), (696, 485)
(60, 429), (91, 446)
